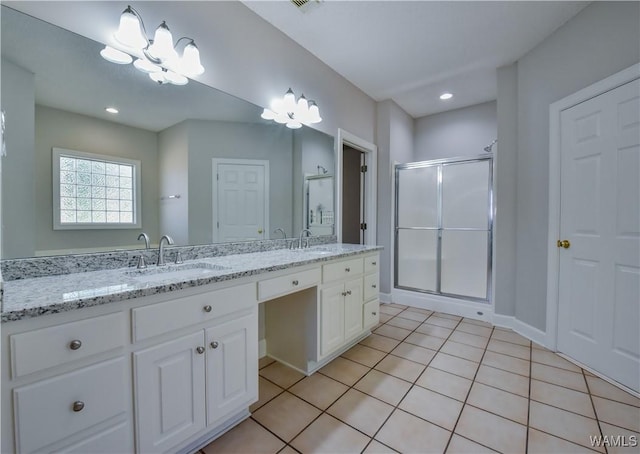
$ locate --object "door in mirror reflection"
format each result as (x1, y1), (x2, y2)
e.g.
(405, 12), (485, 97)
(213, 159), (268, 242)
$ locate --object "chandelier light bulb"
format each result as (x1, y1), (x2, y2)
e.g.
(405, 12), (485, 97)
(114, 6), (147, 50)
(100, 46), (133, 65)
(283, 88), (296, 113)
(261, 109), (276, 120)
(134, 58), (161, 73)
(164, 70), (188, 85)
(308, 102), (322, 124)
(262, 89), (322, 127)
(148, 22), (177, 61)
(149, 71), (167, 84)
(181, 41), (204, 76)
(286, 121), (302, 129)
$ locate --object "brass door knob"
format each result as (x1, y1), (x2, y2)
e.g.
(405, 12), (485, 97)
(557, 239), (571, 249)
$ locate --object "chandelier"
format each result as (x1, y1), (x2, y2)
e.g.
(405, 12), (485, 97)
(261, 88), (322, 129)
(99, 5), (204, 86)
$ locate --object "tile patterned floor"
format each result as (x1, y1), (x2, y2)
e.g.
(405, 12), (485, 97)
(201, 303), (640, 453)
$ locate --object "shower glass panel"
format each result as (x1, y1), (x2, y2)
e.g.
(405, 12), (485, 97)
(395, 156), (493, 303)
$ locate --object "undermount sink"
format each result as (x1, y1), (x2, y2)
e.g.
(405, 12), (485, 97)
(124, 262), (230, 282)
(290, 248), (333, 256)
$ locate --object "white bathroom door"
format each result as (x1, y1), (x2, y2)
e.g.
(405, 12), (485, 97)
(213, 159), (268, 242)
(557, 78), (639, 392)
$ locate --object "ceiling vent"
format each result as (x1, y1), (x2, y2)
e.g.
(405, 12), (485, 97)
(290, 0), (323, 14)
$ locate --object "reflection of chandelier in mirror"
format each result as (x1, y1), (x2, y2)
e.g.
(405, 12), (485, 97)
(99, 5), (204, 86)
(261, 88), (322, 129)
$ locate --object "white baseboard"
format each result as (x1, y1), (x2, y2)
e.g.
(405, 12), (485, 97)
(258, 339), (267, 358)
(391, 289), (492, 324)
(492, 314), (547, 347)
(379, 292), (392, 304)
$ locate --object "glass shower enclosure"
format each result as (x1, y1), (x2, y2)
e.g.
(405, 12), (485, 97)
(394, 156), (493, 303)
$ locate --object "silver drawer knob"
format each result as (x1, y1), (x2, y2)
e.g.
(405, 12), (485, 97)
(345, 267), (351, 272)
(341, 291), (347, 296)
(69, 340), (82, 350)
(372, 311), (377, 316)
(203, 305), (212, 313)
(210, 341), (219, 349)
(292, 280), (299, 286)
(372, 261), (377, 265)
(72, 401), (84, 412)
(196, 346), (205, 354)
(372, 284), (377, 288)
(346, 290), (352, 295)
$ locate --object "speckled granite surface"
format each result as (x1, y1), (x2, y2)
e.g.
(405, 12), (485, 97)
(2, 244), (381, 322)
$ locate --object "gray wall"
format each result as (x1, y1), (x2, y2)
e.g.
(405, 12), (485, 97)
(1, 60), (35, 258)
(33, 106), (160, 254)
(512, 1), (640, 330)
(186, 120), (294, 246)
(414, 101), (497, 161)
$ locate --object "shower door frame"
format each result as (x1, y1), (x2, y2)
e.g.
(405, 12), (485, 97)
(394, 155), (494, 303)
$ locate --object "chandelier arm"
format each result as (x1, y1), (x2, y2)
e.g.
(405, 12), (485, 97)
(126, 5), (152, 48)
(174, 36), (196, 49)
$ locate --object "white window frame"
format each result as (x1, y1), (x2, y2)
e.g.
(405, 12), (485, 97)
(52, 147), (142, 230)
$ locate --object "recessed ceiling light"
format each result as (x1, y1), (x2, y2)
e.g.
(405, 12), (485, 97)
(439, 93), (453, 100)
(105, 107), (119, 114)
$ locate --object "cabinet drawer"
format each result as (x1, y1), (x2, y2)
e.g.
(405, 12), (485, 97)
(10, 312), (125, 379)
(133, 283), (256, 342)
(363, 273), (379, 301)
(13, 358), (127, 454)
(323, 257), (364, 283)
(364, 254), (379, 274)
(258, 268), (321, 301)
(62, 422), (131, 454)
(363, 299), (380, 329)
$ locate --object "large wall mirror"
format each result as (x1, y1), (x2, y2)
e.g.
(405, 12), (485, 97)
(0, 6), (335, 259)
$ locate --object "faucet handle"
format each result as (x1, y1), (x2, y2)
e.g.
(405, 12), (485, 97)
(175, 251), (183, 264)
(136, 254), (147, 269)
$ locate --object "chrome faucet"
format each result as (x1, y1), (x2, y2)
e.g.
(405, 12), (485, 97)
(298, 229), (312, 249)
(273, 227), (286, 239)
(137, 232), (150, 249)
(157, 235), (174, 266)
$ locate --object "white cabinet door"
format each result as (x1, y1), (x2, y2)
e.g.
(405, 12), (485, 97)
(320, 283), (345, 357)
(206, 312), (258, 427)
(344, 278), (363, 340)
(134, 331), (206, 453)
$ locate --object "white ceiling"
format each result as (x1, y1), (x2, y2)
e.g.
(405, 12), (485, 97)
(242, 0), (589, 118)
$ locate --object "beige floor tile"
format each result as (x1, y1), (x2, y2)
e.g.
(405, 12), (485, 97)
(341, 344), (387, 368)
(455, 405), (527, 453)
(466, 382), (529, 424)
(252, 392), (322, 442)
(455, 322), (493, 338)
(379, 313), (394, 324)
(592, 396), (640, 432)
(363, 439), (399, 453)
(201, 418), (285, 454)
(482, 351), (530, 377)
(399, 385), (463, 430)
(532, 348), (581, 372)
(327, 389), (394, 436)
(289, 373), (349, 410)
(251, 377), (284, 412)
(405, 332), (447, 350)
(277, 446), (299, 454)
(415, 323), (454, 339)
(374, 355), (426, 382)
(259, 356), (276, 369)
(529, 401), (603, 451)
(290, 414), (370, 454)
(390, 342), (436, 365)
(388, 303), (409, 309)
(416, 367), (473, 402)
(396, 310), (428, 322)
(599, 422), (640, 454)
(449, 330), (490, 348)
(385, 316), (421, 331)
(354, 369), (412, 406)
(528, 428), (598, 454)
(404, 307), (433, 315)
(487, 338), (530, 360)
(530, 379), (595, 417)
(440, 340), (485, 363)
(260, 362), (306, 389)
(434, 312), (463, 321)
(359, 333), (401, 352)
(424, 316), (460, 329)
(376, 409), (451, 454)
(586, 375), (640, 407)
(461, 318), (493, 328)
(491, 329), (530, 346)
(475, 364), (530, 397)
(430, 352), (479, 380)
(446, 434), (497, 453)
(531, 362), (587, 392)
(380, 306), (403, 316)
(319, 357), (370, 386)
(374, 324), (413, 341)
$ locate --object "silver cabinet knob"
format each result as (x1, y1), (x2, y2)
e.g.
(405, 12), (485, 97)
(372, 312), (377, 316)
(196, 346), (205, 354)
(341, 291), (347, 296)
(292, 280), (299, 286)
(72, 401), (84, 412)
(69, 340), (82, 350)
(346, 290), (352, 295)
(210, 341), (219, 349)
(345, 267), (351, 272)
(372, 284), (377, 288)
(372, 261), (377, 265)
(203, 305), (212, 313)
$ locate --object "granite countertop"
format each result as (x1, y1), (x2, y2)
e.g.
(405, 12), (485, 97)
(2, 244), (382, 322)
